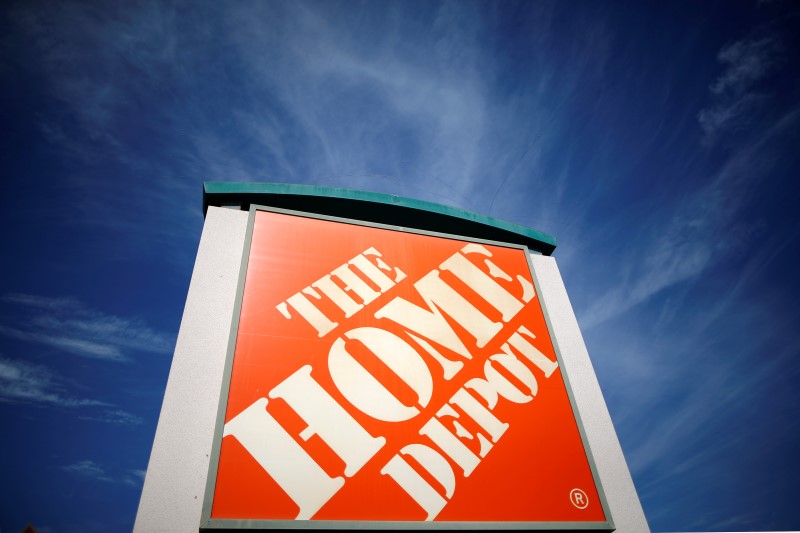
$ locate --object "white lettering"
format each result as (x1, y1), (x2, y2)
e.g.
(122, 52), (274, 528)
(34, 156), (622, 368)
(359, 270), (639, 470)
(449, 388), (509, 443)
(223, 398), (343, 519)
(420, 405), (481, 477)
(277, 291), (338, 337)
(348, 252), (397, 292)
(440, 250), (523, 323)
(329, 327), (433, 422)
(413, 270), (501, 349)
(312, 275), (363, 318)
(503, 325), (558, 378)
(331, 264), (381, 306)
(277, 248), (406, 335)
(269, 365), (385, 477)
(380, 444), (455, 521)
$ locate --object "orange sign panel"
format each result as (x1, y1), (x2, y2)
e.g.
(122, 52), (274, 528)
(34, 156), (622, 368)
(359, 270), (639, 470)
(206, 208), (608, 527)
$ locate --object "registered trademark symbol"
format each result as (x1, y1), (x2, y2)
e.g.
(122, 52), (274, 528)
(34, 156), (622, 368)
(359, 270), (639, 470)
(570, 488), (589, 509)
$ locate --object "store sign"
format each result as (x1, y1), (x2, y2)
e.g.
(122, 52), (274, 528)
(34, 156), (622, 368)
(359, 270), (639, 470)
(204, 207), (608, 527)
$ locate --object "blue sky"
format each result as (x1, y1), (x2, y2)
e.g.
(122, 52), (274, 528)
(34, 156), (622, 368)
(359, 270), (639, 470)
(1, 1), (799, 531)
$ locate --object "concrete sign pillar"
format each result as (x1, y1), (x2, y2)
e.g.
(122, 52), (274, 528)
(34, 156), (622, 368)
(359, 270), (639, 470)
(134, 183), (648, 532)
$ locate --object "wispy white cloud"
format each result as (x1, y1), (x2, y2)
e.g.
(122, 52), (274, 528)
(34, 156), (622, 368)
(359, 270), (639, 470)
(710, 38), (776, 95)
(79, 409), (143, 426)
(0, 355), (144, 428)
(0, 356), (106, 407)
(629, 334), (797, 478)
(0, 293), (174, 362)
(0, 324), (126, 361)
(8, 2), (178, 149)
(122, 468), (147, 487)
(63, 460), (144, 487)
(699, 37), (779, 144)
(581, 55), (797, 329)
(217, 1), (495, 204)
(4, 2), (206, 269)
(621, 302), (800, 532)
(63, 460), (115, 483)
(6, 0), (608, 255)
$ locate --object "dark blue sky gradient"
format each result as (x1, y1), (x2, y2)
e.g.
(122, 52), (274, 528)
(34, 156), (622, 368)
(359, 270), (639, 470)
(1, 1), (799, 531)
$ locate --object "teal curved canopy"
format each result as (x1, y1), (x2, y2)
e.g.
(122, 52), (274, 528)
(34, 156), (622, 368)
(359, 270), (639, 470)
(203, 182), (556, 255)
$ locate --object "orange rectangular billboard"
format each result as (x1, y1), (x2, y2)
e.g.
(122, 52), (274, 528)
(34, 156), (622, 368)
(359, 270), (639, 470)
(201, 206), (612, 529)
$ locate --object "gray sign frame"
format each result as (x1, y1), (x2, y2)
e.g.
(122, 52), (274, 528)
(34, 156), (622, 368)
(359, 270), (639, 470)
(199, 204), (615, 531)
